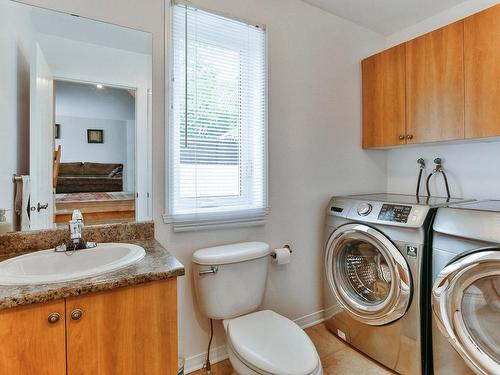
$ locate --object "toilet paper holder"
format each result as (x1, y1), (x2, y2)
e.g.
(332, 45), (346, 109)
(270, 245), (292, 259)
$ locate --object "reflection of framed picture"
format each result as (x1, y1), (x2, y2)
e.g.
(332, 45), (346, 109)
(54, 124), (60, 139)
(87, 129), (104, 144)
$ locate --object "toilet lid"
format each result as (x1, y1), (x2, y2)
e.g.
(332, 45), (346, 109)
(226, 310), (319, 375)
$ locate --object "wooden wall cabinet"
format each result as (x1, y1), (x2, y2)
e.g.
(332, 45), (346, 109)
(0, 279), (177, 375)
(362, 45), (406, 148)
(406, 21), (465, 144)
(362, 4), (499, 148)
(464, 5), (500, 138)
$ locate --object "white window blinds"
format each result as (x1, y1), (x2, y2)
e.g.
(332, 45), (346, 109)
(169, 3), (268, 230)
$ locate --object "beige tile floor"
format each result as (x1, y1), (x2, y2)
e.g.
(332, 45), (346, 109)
(190, 323), (394, 375)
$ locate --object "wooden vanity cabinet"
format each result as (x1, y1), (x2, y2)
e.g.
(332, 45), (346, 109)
(66, 280), (177, 375)
(0, 300), (66, 375)
(406, 21), (465, 144)
(464, 4), (500, 138)
(0, 279), (177, 375)
(362, 44), (406, 148)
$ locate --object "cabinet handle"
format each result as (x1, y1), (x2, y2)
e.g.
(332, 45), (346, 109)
(398, 135), (405, 140)
(406, 134), (414, 140)
(71, 308), (83, 321)
(48, 312), (60, 324)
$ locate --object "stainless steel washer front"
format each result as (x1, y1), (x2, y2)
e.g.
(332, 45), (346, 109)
(433, 250), (500, 375)
(325, 223), (412, 325)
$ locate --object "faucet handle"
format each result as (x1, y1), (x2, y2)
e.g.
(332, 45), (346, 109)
(72, 209), (84, 222)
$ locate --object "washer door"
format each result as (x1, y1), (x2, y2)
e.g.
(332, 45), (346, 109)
(325, 223), (412, 325)
(433, 250), (500, 375)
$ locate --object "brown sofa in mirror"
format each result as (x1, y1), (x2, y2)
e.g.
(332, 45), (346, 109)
(56, 162), (123, 194)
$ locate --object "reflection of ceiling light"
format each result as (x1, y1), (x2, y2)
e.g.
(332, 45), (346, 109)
(96, 84), (103, 89)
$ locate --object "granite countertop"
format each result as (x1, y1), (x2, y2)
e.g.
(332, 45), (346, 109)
(0, 222), (185, 310)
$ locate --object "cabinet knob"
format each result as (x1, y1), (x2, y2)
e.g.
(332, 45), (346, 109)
(71, 308), (83, 321)
(406, 134), (414, 140)
(398, 135), (405, 140)
(48, 312), (60, 324)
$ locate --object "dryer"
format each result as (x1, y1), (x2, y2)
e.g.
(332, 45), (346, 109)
(323, 194), (471, 375)
(432, 201), (500, 375)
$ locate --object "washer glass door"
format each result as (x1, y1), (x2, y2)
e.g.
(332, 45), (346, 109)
(326, 223), (412, 326)
(339, 239), (392, 304)
(433, 250), (500, 375)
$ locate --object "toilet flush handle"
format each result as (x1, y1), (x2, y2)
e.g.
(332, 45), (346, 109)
(199, 266), (218, 275)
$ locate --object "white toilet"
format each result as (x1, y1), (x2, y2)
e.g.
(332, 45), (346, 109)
(192, 242), (323, 375)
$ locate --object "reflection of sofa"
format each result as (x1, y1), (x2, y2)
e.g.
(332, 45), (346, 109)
(56, 162), (123, 193)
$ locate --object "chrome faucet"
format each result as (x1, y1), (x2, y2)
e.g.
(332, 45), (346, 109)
(69, 209), (84, 246)
(55, 209), (97, 253)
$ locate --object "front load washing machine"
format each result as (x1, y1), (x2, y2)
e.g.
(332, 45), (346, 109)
(432, 201), (500, 375)
(323, 194), (471, 375)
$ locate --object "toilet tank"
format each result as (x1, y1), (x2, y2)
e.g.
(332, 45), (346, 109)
(192, 242), (270, 320)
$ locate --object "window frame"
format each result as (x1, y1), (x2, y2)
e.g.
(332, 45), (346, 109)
(165, 1), (269, 231)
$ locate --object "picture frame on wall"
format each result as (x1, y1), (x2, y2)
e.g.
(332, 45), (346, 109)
(87, 129), (104, 144)
(55, 124), (60, 139)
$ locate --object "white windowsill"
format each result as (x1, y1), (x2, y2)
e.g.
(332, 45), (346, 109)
(162, 210), (268, 232)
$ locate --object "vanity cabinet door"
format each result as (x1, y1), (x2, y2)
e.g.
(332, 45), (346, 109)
(405, 21), (465, 143)
(464, 4), (500, 138)
(362, 44), (406, 148)
(0, 300), (66, 375)
(65, 279), (178, 375)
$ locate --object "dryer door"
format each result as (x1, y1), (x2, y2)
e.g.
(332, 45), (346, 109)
(433, 250), (500, 375)
(325, 223), (412, 326)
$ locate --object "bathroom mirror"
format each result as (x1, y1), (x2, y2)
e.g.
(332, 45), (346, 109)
(0, 0), (153, 233)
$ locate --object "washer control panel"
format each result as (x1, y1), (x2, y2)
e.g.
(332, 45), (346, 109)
(378, 204), (412, 223)
(327, 197), (431, 228)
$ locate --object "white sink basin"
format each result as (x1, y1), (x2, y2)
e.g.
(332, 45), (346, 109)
(0, 243), (146, 286)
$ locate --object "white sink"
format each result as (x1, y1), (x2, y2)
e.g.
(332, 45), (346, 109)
(0, 243), (146, 286)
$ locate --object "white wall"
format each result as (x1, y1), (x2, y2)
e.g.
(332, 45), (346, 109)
(55, 116), (127, 164)
(0, 2), (34, 225)
(387, 142), (500, 200)
(385, 0), (500, 200)
(54, 80), (135, 121)
(386, 0), (499, 47)
(17, 0), (389, 369)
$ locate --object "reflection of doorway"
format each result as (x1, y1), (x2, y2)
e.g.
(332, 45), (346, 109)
(29, 44), (55, 230)
(53, 80), (136, 225)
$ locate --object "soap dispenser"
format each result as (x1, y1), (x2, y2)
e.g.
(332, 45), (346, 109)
(0, 209), (13, 234)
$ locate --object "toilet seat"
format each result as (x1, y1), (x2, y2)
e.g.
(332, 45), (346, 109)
(224, 310), (320, 375)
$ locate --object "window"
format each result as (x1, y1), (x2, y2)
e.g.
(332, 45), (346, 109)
(168, 3), (267, 230)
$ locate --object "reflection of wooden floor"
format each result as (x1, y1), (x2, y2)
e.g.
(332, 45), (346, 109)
(55, 192), (135, 225)
(190, 323), (394, 375)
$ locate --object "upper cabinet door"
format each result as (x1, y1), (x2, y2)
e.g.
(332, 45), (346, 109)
(66, 280), (178, 375)
(406, 21), (465, 144)
(0, 300), (66, 375)
(362, 45), (406, 148)
(464, 4), (500, 138)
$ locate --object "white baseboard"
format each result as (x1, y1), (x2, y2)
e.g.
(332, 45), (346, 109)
(294, 309), (325, 329)
(183, 310), (325, 374)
